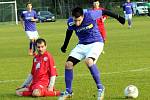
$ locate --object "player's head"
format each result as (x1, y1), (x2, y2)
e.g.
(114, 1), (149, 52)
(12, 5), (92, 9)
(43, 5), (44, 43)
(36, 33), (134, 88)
(72, 7), (84, 26)
(93, 0), (100, 8)
(36, 38), (47, 55)
(26, 2), (32, 10)
(127, 0), (130, 2)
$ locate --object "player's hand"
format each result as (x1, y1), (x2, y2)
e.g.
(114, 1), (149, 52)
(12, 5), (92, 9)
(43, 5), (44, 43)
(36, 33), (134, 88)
(48, 87), (54, 91)
(118, 15), (125, 25)
(61, 46), (66, 53)
(16, 85), (27, 90)
(30, 17), (37, 22)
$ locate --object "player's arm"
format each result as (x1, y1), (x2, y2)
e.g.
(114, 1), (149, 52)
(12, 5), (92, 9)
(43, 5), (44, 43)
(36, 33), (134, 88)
(131, 5), (134, 15)
(61, 29), (73, 53)
(31, 11), (38, 22)
(123, 4), (126, 13)
(20, 13), (25, 29)
(102, 9), (125, 25)
(48, 76), (56, 91)
(16, 74), (33, 90)
(47, 54), (57, 91)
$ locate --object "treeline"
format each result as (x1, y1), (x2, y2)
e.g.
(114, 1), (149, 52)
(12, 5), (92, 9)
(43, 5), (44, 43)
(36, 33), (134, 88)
(0, 0), (146, 18)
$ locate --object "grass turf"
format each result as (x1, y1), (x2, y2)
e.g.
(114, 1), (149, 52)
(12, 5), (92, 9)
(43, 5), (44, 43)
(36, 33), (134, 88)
(0, 16), (150, 100)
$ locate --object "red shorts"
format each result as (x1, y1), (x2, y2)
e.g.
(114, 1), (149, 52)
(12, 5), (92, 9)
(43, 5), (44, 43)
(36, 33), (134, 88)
(22, 84), (60, 96)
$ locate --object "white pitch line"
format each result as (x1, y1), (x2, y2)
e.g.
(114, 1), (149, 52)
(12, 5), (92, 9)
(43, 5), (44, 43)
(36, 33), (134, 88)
(0, 67), (150, 84)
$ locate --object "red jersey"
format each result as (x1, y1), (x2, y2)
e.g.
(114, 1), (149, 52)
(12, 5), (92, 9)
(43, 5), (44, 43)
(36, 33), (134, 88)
(93, 7), (107, 42)
(31, 51), (57, 87)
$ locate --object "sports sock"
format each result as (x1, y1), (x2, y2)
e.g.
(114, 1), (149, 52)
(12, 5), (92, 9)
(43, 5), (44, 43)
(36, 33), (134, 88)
(65, 69), (73, 93)
(29, 40), (32, 50)
(22, 91), (32, 96)
(33, 40), (36, 53)
(128, 19), (132, 27)
(88, 64), (103, 90)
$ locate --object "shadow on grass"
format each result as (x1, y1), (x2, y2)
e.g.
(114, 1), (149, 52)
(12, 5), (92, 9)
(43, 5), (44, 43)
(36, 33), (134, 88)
(110, 96), (133, 100)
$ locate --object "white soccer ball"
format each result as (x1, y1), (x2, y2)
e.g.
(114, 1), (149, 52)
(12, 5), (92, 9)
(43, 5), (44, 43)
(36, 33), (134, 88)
(124, 85), (138, 99)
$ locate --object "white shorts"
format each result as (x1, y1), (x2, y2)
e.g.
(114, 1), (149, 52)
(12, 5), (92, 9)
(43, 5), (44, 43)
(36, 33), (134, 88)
(69, 42), (104, 63)
(125, 14), (132, 20)
(25, 31), (39, 39)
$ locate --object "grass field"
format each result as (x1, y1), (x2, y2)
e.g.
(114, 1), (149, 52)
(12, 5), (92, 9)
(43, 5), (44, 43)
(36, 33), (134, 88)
(0, 16), (150, 100)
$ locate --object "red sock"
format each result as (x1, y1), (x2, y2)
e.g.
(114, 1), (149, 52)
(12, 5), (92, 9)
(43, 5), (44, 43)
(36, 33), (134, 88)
(22, 91), (32, 96)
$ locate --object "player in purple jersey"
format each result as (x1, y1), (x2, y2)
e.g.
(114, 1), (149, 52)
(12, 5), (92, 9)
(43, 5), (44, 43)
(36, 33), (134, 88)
(59, 7), (125, 100)
(123, 0), (134, 28)
(20, 2), (39, 56)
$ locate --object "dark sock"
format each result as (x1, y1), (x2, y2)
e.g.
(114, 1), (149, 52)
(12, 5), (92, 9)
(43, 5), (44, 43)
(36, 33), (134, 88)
(29, 41), (32, 50)
(33, 41), (36, 53)
(88, 64), (103, 90)
(65, 69), (73, 93)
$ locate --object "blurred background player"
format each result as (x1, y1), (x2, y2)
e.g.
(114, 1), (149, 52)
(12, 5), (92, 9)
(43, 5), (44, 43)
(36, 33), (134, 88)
(93, 0), (108, 54)
(16, 38), (60, 97)
(20, 2), (39, 56)
(60, 7), (125, 100)
(123, 0), (134, 28)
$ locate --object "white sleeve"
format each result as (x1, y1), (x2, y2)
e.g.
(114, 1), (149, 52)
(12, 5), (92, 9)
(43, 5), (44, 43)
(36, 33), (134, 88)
(21, 74), (33, 87)
(48, 76), (56, 88)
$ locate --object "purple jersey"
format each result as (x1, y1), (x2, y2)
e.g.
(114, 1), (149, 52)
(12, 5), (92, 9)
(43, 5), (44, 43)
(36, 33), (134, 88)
(67, 10), (104, 44)
(21, 10), (37, 31)
(123, 2), (133, 14)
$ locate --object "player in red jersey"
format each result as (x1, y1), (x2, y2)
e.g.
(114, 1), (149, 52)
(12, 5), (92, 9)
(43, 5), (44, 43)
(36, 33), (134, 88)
(16, 38), (60, 97)
(93, 0), (107, 43)
(93, 0), (107, 54)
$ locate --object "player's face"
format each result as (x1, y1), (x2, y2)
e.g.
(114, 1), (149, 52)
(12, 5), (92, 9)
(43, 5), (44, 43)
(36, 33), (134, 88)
(27, 4), (32, 11)
(73, 16), (84, 26)
(93, 1), (100, 8)
(36, 42), (47, 55)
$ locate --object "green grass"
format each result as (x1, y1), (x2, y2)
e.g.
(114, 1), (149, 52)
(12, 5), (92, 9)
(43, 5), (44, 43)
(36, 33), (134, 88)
(0, 16), (150, 100)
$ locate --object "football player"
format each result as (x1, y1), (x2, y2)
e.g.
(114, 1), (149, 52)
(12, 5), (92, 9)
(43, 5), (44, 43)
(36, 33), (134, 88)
(16, 38), (60, 97)
(59, 7), (125, 100)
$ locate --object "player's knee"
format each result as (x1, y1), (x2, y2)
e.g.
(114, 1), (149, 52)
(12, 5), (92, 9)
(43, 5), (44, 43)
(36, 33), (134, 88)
(65, 61), (73, 69)
(85, 58), (94, 67)
(32, 89), (41, 97)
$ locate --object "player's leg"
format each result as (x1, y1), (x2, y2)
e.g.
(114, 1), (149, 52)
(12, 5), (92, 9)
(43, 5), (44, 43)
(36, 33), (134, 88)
(65, 56), (80, 94)
(85, 42), (104, 100)
(32, 39), (36, 55)
(59, 44), (84, 99)
(32, 31), (39, 55)
(128, 14), (132, 28)
(44, 90), (61, 96)
(16, 87), (32, 96)
(25, 31), (34, 55)
(100, 29), (106, 54)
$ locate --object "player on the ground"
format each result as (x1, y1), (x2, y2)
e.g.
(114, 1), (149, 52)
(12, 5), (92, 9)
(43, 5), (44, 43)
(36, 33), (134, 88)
(123, 0), (134, 28)
(16, 38), (60, 97)
(20, 2), (39, 56)
(59, 7), (125, 100)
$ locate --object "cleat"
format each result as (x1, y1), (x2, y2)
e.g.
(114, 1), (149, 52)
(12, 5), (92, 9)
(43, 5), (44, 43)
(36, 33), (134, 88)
(58, 91), (73, 100)
(97, 87), (105, 100)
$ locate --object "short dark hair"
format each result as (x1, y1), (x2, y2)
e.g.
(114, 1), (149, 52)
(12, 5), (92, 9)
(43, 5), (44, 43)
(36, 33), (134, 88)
(26, 2), (32, 7)
(93, 0), (100, 2)
(72, 7), (83, 18)
(36, 38), (47, 46)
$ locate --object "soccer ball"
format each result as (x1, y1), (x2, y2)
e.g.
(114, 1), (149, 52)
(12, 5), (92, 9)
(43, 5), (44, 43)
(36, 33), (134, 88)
(124, 85), (138, 99)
